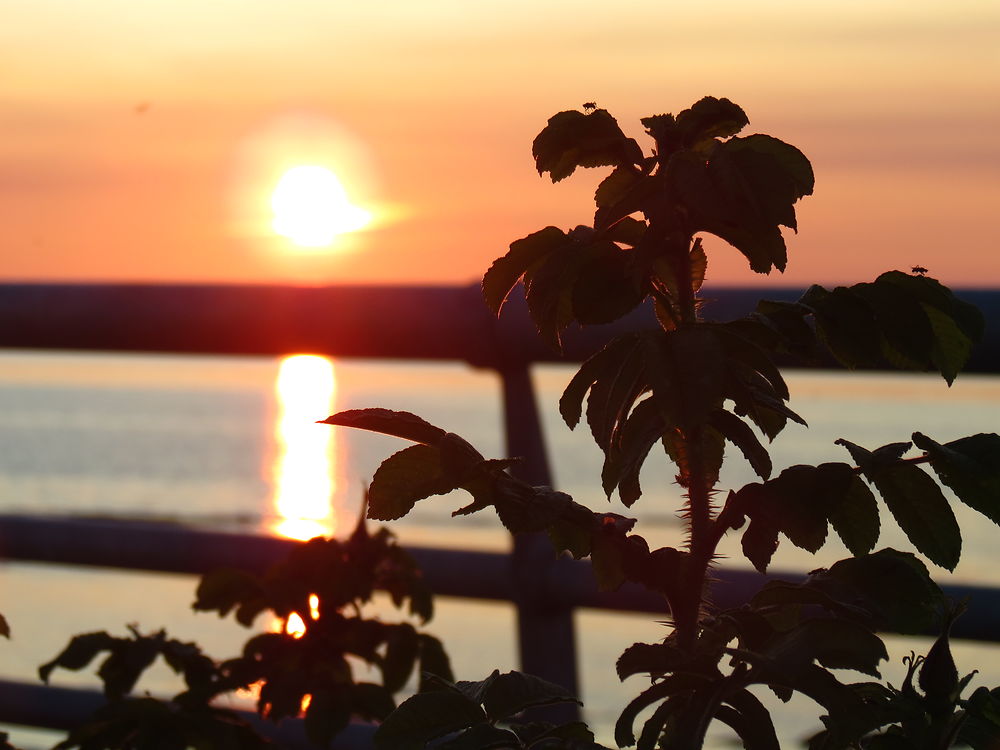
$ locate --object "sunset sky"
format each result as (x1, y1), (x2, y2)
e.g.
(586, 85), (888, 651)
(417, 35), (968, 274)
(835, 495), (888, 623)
(3, 0), (998, 289)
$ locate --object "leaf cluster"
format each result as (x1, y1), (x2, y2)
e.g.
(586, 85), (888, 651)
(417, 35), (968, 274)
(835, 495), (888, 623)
(325, 96), (1000, 749)
(374, 670), (608, 750)
(39, 626), (269, 750)
(40, 503), (453, 749)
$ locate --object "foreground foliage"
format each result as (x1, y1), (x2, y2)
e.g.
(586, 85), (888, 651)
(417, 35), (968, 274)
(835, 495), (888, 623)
(40, 507), (451, 749)
(323, 97), (1000, 748)
(30, 96), (1000, 749)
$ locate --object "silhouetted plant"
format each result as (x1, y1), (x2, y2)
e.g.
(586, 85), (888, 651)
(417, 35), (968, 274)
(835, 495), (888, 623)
(323, 97), (1000, 748)
(41, 501), (451, 749)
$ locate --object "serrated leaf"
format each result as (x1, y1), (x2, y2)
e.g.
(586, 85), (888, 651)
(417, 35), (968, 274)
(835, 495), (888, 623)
(674, 96), (750, 146)
(595, 165), (642, 208)
(826, 468), (880, 556)
(872, 460), (961, 570)
(616, 642), (690, 680)
(586, 334), (649, 450)
(742, 516), (780, 573)
(560, 336), (636, 429)
(914, 431), (1000, 525)
(483, 226), (568, 315)
(601, 398), (664, 506)
(922, 302), (974, 384)
(710, 408), (771, 479)
(320, 408), (446, 445)
(481, 671), (580, 722)
(374, 690), (487, 750)
(670, 135), (813, 274)
(532, 108), (643, 182)
(368, 444), (457, 521)
(766, 618), (887, 677)
(809, 550), (943, 634)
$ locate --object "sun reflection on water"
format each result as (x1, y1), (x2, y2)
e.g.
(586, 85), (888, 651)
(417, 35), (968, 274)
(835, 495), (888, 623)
(270, 354), (337, 540)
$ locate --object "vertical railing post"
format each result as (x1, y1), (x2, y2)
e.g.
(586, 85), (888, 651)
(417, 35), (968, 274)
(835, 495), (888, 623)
(499, 364), (580, 722)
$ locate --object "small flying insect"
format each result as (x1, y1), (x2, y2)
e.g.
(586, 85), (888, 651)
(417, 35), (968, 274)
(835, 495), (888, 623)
(911, 265), (929, 276)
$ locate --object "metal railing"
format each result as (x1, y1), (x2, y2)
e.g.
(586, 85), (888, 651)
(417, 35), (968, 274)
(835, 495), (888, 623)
(0, 282), (996, 742)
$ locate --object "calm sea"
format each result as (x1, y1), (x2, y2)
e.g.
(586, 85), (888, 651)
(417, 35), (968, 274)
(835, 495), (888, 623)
(0, 351), (998, 748)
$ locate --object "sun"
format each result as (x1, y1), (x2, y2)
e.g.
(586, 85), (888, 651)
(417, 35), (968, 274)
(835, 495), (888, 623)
(270, 165), (371, 248)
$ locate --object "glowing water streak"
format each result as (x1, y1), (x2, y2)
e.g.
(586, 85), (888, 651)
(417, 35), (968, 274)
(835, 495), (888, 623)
(270, 354), (337, 540)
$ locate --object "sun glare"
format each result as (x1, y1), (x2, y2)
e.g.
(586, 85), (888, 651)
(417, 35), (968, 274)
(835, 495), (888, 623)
(271, 165), (371, 248)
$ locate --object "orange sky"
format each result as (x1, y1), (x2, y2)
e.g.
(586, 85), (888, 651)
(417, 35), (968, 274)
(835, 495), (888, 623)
(2, 0), (998, 289)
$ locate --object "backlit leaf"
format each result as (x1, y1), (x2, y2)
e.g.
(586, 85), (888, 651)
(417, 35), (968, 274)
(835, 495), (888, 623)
(320, 408), (446, 445)
(374, 689), (487, 750)
(807, 550), (943, 634)
(483, 226), (568, 316)
(839, 440), (961, 570)
(718, 690), (779, 750)
(674, 96), (750, 146)
(481, 671), (580, 721)
(913, 431), (1000, 525)
(532, 108), (643, 182)
(710, 408), (771, 480)
(369, 444), (457, 521)
(764, 618), (887, 677)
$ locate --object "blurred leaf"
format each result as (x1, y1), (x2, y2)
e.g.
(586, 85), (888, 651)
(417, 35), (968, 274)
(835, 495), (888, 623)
(381, 624), (419, 693)
(417, 634), (454, 690)
(0, 614), (8, 639)
(320, 408), (446, 445)
(39, 631), (118, 683)
(193, 568), (261, 618)
(304, 687), (352, 748)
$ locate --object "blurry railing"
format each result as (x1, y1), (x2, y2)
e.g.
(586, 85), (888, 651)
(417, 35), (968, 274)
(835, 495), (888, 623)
(0, 283), (996, 743)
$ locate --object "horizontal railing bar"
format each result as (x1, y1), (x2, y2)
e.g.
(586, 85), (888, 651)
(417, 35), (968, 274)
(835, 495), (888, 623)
(0, 515), (996, 641)
(0, 283), (996, 371)
(0, 678), (375, 749)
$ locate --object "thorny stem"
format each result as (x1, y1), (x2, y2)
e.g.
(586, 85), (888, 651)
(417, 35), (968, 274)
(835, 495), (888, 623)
(670, 232), (720, 650)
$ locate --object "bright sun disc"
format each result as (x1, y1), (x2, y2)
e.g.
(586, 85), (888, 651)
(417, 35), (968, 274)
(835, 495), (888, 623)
(271, 165), (371, 248)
